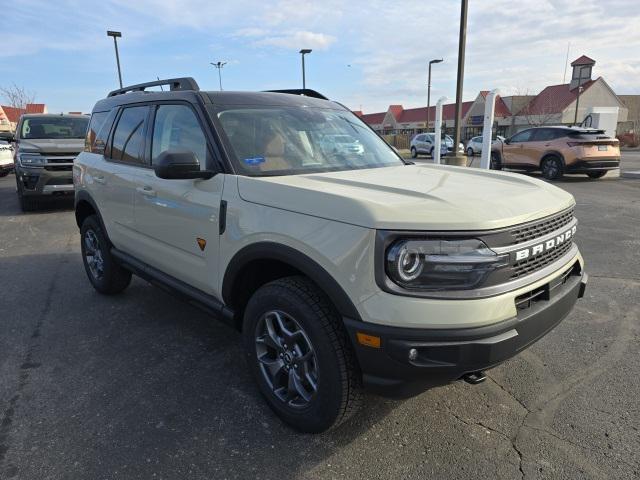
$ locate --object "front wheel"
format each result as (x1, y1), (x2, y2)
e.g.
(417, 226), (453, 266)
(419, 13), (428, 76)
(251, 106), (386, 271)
(587, 171), (607, 179)
(243, 276), (363, 433)
(467, 147), (474, 157)
(410, 147), (417, 159)
(541, 156), (564, 180)
(80, 215), (132, 294)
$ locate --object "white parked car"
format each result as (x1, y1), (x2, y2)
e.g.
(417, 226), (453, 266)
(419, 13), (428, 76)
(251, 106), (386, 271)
(466, 135), (506, 156)
(0, 140), (14, 177)
(410, 133), (463, 158)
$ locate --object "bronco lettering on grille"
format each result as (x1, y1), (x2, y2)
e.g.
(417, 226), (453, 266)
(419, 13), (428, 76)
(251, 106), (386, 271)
(514, 225), (577, 261)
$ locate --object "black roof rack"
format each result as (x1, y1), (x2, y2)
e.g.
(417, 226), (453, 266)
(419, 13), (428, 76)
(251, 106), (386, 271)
(264, 89), (329, 100)
(108, 77), (200, 97)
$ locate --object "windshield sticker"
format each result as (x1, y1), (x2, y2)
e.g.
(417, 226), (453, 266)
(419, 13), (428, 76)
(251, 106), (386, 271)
(244, 157), (266, 166)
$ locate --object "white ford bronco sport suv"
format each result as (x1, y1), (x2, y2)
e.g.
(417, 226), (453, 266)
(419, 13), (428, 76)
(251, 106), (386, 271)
(74, 78), (587, 433)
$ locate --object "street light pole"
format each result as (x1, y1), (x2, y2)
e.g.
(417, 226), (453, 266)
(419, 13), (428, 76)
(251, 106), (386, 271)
(452, 0), (468, 164)
(427, 58), (443, 132)
(210, 61), (227, 91)
(107, 30), (123, 88)
(573, 65), (589, 125)
(299, 49), (312, 89)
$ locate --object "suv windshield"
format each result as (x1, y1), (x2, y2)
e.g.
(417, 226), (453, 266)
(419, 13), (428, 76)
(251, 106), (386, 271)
(214, 106), (403, 176)
(21, 116), (89, 140)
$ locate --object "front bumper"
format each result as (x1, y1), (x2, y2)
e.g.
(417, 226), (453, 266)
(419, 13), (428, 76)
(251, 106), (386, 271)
(15, 165), (74, 196)
(566, 158), (620, 173)
(344, 262), (587, 398)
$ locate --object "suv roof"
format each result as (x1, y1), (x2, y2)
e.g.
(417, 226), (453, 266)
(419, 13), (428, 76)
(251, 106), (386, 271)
(94, 77), (339, 113)
(20, 113), (87, 118)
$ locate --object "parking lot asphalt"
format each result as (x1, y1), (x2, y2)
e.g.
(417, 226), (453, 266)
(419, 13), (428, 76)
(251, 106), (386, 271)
(1, 162), (639, 480)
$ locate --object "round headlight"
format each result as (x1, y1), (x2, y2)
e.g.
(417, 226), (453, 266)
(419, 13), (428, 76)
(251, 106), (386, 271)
(396, 243), (423, 282)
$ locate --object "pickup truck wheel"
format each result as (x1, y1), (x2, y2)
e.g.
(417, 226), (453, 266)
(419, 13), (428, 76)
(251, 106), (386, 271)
(410, 147), (417, 158)
(243, 276), (363, 433)
(541, 156), (564, 180)
(587, 171), (607, 179)
(80, 215), (131, 294)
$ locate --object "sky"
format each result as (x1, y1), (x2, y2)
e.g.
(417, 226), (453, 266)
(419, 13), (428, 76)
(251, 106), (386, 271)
(2, 0), (639, 114)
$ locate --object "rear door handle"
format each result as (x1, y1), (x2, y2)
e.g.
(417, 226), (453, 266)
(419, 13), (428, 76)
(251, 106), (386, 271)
(136, 185), (156, 197)
(94, 175), (106, 184)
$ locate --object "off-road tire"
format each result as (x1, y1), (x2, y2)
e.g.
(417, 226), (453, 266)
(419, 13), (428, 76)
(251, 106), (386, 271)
(410, 147), (418, 158)
(242, 276), (363, 433)
(541, 155), (564, 180)
(80, 215), (132, 294)
(587, 171), (607, 179)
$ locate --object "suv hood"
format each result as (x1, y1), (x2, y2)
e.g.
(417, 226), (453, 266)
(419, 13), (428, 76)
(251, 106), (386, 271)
(237, 164), (575, 230)
(18, 138), (84, 154)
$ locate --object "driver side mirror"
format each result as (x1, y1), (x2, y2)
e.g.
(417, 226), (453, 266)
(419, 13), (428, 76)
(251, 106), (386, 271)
(154, 150), (215, 180)
(504, 138), (511, 145)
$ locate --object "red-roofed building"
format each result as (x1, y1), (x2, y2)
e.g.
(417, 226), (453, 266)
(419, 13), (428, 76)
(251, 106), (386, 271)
(356, 55), (631, 140)
(0, 103), (47, 132)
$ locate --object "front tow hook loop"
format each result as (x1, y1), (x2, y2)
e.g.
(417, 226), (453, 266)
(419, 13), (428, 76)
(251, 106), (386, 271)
(462, 371), (487, 385)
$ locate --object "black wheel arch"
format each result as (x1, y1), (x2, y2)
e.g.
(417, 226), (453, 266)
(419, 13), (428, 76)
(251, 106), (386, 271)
(222, 242), (362, 328)
(75, 191), (111, 243)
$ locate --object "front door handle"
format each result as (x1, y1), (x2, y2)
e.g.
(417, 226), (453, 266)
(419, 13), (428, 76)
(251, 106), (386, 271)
(94, 175), (106, 185)
(136, 185), (156, 197)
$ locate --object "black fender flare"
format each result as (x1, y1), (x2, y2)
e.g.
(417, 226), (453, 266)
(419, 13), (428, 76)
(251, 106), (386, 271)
(74, 191), (110, 243)
(222, 242), (362, 322)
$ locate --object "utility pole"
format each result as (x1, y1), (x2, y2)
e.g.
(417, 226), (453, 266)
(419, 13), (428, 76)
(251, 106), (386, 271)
(427, 59), (443, 132)
(210, 62), (227, 91)
(107, 31), (123, 88)
(299, 49), (312, 89)
(450, 0), (468, 166)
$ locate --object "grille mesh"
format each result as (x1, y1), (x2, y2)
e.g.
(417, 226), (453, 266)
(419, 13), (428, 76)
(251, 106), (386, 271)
(510, 209), (574, 244)
(511, 240), (573, 279)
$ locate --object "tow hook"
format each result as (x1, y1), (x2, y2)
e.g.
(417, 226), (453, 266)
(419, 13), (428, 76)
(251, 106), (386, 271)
(462, 371), (487, 385)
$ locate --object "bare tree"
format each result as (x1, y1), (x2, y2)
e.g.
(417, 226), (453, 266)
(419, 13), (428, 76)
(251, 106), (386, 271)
(0, 83), (36, 109)
(514, 87), (561, 127)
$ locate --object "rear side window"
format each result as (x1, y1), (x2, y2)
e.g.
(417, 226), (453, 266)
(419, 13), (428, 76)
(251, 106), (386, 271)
(533, 128), (563, 141)
(85, 110), (117, 154)
(510, 130), (533, 142)
(110, 106), (148, 165)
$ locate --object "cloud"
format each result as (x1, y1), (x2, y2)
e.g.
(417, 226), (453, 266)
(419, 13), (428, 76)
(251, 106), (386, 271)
(253, 30), (336, 50)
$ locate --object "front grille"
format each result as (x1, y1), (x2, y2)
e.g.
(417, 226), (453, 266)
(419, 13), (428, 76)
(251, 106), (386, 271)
(511, 240), (573, 279)
(44, 165), (72, 171)
(509, 208), (574, 244)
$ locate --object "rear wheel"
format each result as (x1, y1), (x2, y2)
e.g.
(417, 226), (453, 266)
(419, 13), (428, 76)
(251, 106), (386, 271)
(490, 152), (502, 170)
(242, 276), (362, 433)
(80, 215), (132, 294)
(587, 171), (607, 179)
(541, 155), (564, 180)
(410, 147), (417, 158)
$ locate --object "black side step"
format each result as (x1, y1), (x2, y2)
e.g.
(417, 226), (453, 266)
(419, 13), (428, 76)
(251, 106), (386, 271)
(111, 248), (235, 327)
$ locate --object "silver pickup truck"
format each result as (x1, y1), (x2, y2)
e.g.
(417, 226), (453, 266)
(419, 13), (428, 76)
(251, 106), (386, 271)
(14, 113), (88, 211)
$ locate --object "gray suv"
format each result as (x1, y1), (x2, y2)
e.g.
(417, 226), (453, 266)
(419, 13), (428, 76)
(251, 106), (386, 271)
(14, 113), (89, 211)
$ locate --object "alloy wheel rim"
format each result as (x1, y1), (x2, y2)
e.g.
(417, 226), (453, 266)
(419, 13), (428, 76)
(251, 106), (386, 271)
(545, 160), (558, 177)
(84, 229), (104, 280)
(255, 310), (318, 408)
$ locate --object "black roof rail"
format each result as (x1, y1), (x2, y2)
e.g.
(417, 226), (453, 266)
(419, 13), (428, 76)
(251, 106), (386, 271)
(264, 89), (329, 100)
(108, 77), (200, 97)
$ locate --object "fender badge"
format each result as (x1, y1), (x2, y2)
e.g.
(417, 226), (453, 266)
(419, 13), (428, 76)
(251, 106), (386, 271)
(196, 238), (207, 251)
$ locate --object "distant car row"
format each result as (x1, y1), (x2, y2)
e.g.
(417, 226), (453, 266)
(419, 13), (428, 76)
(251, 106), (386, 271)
(409, 126), (620, 180)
